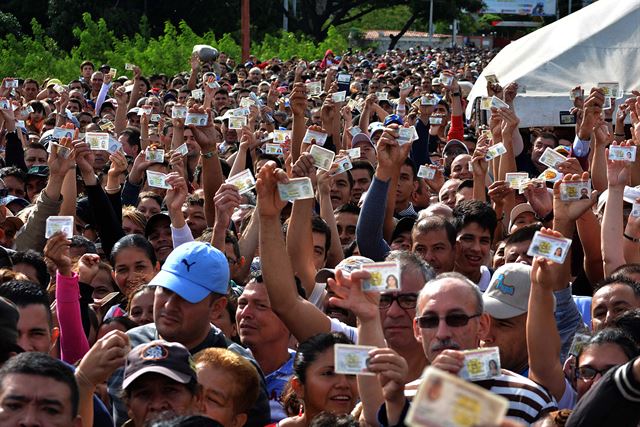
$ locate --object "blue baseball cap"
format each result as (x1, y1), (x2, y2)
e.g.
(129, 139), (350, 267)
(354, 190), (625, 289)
(383, 114), (403, 126)
(148, 241), (230, 303)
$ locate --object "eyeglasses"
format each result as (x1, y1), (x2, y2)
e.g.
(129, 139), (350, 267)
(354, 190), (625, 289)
(576, 365), (615, 381)
(379, 293), (418, 310)
(416, 312), (482, 329)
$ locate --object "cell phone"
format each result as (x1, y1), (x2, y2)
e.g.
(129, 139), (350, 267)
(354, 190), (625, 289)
(336, 73), (351, 93)
(559, 111), (576, 125)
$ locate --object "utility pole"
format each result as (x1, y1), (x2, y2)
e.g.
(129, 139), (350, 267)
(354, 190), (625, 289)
(283, 0), (289, 31)
(428, 0), (434, 45)
(242, 0), (250, 61)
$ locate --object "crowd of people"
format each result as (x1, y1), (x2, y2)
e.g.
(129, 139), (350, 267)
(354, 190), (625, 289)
(0, 41), (639, 427)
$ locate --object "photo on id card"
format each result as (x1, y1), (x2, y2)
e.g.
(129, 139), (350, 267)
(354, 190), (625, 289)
(539, 147), (567, 169)
(361, 261), (401, 292)
(559, 181), (591, 201)
(459, 347), (501, 381)
(527, 231), (571, 264)
(277, 177), (314, 201)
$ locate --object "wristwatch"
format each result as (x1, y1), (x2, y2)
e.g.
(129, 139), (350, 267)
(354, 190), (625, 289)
(451, 92), (461, 97)
(201, 150), (218, 159)
(535, 210), (554, 223)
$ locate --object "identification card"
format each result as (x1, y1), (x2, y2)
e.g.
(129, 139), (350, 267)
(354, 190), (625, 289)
(406, 367), (508, 427)
(481, 129), (493, 140)
(459, 347), (501, 381)
(175, 143), (188, 156)
(145, 148), (165, 163)
(401, 82), (412, 91)
(480, 97), (493, 110)
(45, 216), (74, 239)
(418, 165), (437, 180)
(233, 107), (250, 117)
(505, 172), (529, 190)
(138, 105), (152, 116)
(349, 126), (362, 137)
(107, 137), (122, 154)
(309, 145), (335, 171)
(539, 168), (563, 183)
(273, 130), (290, 144)
(624, 186), (640, 204)
(185, 113), (208, 127)
(485, 143), (507, 161)
(191, 89), (203, 100)
(171, 105), (188, 119)
(527, 231), (572, 264)
(429, 116), (443, 125)
(560, 180), (591, 201)
(421, 95), (437, 106)
(125, 63), (135, 71)
(539, 147), (567, 169)
(346, 147), (361, 159)
(439, 73), (453, 86)
(632, 202), (640, 217)
(149, 114), (161, 123)
(239, 97), (255, 108)
(331, 156), (353, 176)
(491, 96), (509, 109)
(332, 91), (347, 103)
(361, 261), (401, 292)
(597, 82), (620, 98)
(108, 68), (117, 78)
(264, 143), (283, 155)
(334, 344), (376, 376)
(303, 129), (328, 146)
(485, 74), (499, 84)
(4, 79), (18, 88)
(98, 119), (115, 131)
(398, 126), (418, 146)
(86, 132), (109, 151)
(228, 116), (247, 130)
(0, 100), (9, 110)
(146, 170), (171, 189)
(569, 88), (584, 100)
(569, 332), (592, 357)
(306, 81), (322, 96)
(52, 127), (74, 142)
(277, 177), (314, 201)
(225, 169), (256, 195)
(376, 91), (388, 101)
(609, 145), (637, 162)
(47, 142), (72, 159)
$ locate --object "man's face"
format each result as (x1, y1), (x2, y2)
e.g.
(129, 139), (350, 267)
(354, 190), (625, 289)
(236, 281), (289, 350)
(146, 97), (162, 114)
(196, 365), (244, 427)
(330, 173), (352, 210)
(504, 240), (533, 265)
(119, 134), (139, 157)
(414, 279), (488, 362)
(396, 164), (417, 206)
(350, 168), (372, 203)
(412, 228), (456, 274)
(354, 142), (377, 166)
(213, 93), (229, 112)
(90, 72), (104, 92)
(532, 137), (556, 168)
(182, 203), (207, 239)
(438, 179), (459, 209)
(450, 155), (472, 180)
(311, 111), (322, 126)
(248, 70), (261, 83)
(81, 65), (94, 79)
(510, 212), (535, 234)
(455, 223), (491, 275)
(390, 231), (412, 252)
(576, 343), (630, 399)
(0, 374), (80, 427)
(147, 222), (173, 263)
(23, 83), (39, 100)
(24, 148), (48, 168)
(2, 176), (26, 199)
(153, 287), (215, 345)
(127, 114), (141, 129)
(26, 176), (47, 203)
(311, 232), (327, 270)
(16, 304), (53, 353)
(335, 211), (358, 247)
(481, 314), (528, 372)
(127, 374), (200, 426)
(183, 129), (200, 157)
(381, 268), (425, 351)
(178, 92), (189, 104)
(591, 284), (640, 331)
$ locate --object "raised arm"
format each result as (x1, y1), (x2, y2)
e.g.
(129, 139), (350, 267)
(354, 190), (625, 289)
(212, 184), (242, 251)
(290, 82), (307, 163)
(317, 166), (344, 268)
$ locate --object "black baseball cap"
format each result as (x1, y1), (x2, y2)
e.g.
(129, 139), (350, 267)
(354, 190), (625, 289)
(123, 341), (197, 389)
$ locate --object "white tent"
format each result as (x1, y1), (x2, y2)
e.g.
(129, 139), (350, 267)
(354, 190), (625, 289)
(466, 0), (640, 127)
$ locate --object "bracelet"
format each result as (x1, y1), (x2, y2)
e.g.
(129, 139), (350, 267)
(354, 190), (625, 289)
(614, 133), (625, 137)
(535, 210), (554, 223)
(104, 186), (121, 193)
(201, 150), (217, 159)
(604, 118), (613, 123)
(624, 233), (640, 243)
(451, 92), (461, 97)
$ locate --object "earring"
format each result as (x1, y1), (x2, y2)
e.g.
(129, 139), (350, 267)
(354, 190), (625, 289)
(298, 403), (304, 416)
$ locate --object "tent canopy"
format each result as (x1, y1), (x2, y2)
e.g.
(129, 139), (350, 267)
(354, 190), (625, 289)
(466, 0), (640, 127)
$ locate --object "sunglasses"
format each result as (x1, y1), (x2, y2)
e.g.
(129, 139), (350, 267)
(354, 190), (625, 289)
(416, 312), (482, 329)
(576, 365), (615, 381)
(379, 293), (418, 310)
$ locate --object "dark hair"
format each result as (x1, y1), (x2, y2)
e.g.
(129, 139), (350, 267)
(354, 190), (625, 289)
(0, 352), (79, 417)
(505, 223), (543, 244)
(413, 216), (456, 247)
(149, 415), (223, 427)
(311, 215), (331, 259)
(343, 240), (359, 258)
(0, 166), (26, 183)
(402, 157), (417, 181)
(577, 328), (639, 364)
(120, 128), (141, 152)
(294, 332), (353, 385)
(80, 60), (94, 70)
(110, 234), (157, 267)
(10, 250), (50, 289)
(23, 78), (39, 89)
(0, 280), (52, 327)
(68, 99), (83, 111)
(28, 100), (46, 114)
(452, 200), (498, 241)
(611, 264), (640, 281)
(536, 132), (559, 147)
(26, 142), (47, 153)
(255, 152), (283, 169)
(100, 315), (138, 331)
(333, 203), (360, 216)
(225, 230), (241, 260)
(351, 160), (375, 179)
(69, 235), (98, 255)
(594, 276), (640, 298)
(137, 191), (163, 209)
(614, 309), (640, 345)
(309, 412), (359, 427)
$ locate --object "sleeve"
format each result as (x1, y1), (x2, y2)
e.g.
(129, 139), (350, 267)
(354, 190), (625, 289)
(356, 176), (391, 262)
(15, 190), (63, 253)
(553, 286), (583, 363)
(85, 184), (125, 257)
(5, 131), (27, 171)
(566, 358), (640, 427)
(329, 317), (358, 343)
(412, 119), (433, 166)
(107, 190), (123, 225)
(447, 114), (464, 141)
(55, 272), (90, 364)
(121, 178), (142, 207)
(171, 223), (194, 248)
(94, 83), (112, 116)
(377, 399), (410, 427)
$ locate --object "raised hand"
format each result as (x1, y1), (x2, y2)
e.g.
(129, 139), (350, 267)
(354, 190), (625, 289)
(327, 269), (379, 323)
(523, 180), (553, 219)
(605, 140), (633, 189)
(76, 330), (129, 388)
(367, 348), (409, 404)
(256, 161), (289, 217)
(186, 105), (219, 152)
(164, 173), (188, 213)
(214, 183), (242, 229)
(553, 172), (597, 222)
(43, 233), (72, 277)
(488, 180), (512, 208)
(531, 228), (569, 289)
(77, 253), (101, 284)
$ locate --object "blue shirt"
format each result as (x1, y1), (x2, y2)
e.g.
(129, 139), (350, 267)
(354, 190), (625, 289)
(266, 349), (296, 423)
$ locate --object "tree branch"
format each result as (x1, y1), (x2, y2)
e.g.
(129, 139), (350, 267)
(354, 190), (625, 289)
(388, 12), (417, 50)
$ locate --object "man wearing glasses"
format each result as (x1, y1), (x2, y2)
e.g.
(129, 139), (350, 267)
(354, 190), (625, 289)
(412, 272), (557, 425)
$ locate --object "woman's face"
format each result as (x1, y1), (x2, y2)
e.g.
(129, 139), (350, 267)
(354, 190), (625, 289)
(122, 217), (144, 235)
(298, 347), (358, 417)
(90, 268), (116, 301)
(112, 247), (157, 297)
(137, 198), (161, 220)
(576, 343), (629, 399)
(129, 289), (155, 325)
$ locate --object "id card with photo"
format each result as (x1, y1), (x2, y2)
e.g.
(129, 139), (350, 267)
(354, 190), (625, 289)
(191, 89), (203, 100)
(125, 63), (135, 70)
(418, 165), (436, 180)
(107, 137), (122, 154)
(273, 130), (290, 144)
(239, 97), (255, 108)
(98, 119), (115, 131)
(481, 129), (493, 140)
(439, 73), (453, 87)
(569, 88), (584, 100)
(175, 143), (189, 156)
(334, 344), (376, 376)
(609, 145), (637, 162)
(146, 170), (172, 189)
(539, 147), (567, 169)
(480, 97), (493, 110)
(331, 156), (352, 176)
(485, 143), (507, 161)
(559, 180), (591, 202)
(138, 105), (152, 116)
(145, 148), (165, 163)
(421, 95), (437, 106)
(185, 113), (208, 127)
(45, 216), (74, 239)
(172, 106), (187, 119)
(361, 261), (401, 292)
(527, 231), (572, 264)
(47, 142), (71, 159)
(397, 126), (418, 146)
(376, 91), (388, 101)
(225, 169), (256, 195)
(491, 96), (509, 109)
(306, 81), (322, 96)
(349, 126), (362, 137)
(228, 116), (247, 130)
(485, 74), (499, 84)
(429, 116), (443, 125)
(346, 147), (361, 159)
(233, 107), (250, 117)
(264, 143), (283, 155)
(86, 132), (110, 151)
(0, 99), (10, 110)
(309, 145), (336, 171)
(332, 91), (347, 103)
(52, 127), (74, 142)
(277, 177), (314, 201)
(505, 172), (529, 190)
(597, 82), (620, 99)
(459, 347), (501, 382)
(303, 129), (328, 146)
(406, 367), (508, 427)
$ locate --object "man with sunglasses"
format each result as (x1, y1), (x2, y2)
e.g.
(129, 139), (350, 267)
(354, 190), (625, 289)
(412, 272), (556, 425)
